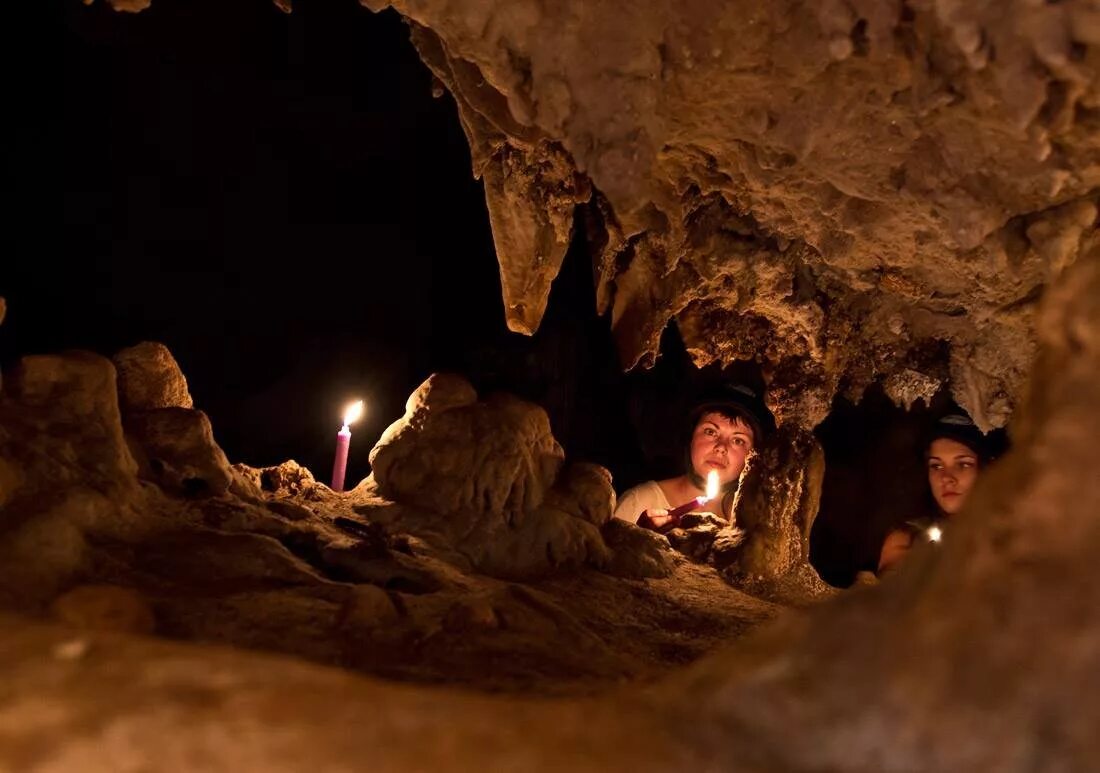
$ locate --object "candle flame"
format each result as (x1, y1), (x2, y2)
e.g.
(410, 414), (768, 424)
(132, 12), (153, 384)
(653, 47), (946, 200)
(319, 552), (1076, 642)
(705, 469), (719, 501)
(342, 400), (365, 427)
(927, 525), (943, 543)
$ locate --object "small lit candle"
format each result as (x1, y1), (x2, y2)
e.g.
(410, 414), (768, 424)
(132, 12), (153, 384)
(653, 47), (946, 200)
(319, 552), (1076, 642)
(330, 400), (364, 492)
(639, 469), (720, 531)
(666, 469), (721, 520)
(926, 525), (943, 543)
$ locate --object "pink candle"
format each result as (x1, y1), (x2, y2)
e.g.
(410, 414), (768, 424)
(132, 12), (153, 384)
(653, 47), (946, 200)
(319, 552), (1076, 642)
(637, 469), (720, 532)
(331, 425), (351, 491)
(638, 494), (707, 532)
(665, 494), (709, 521)
(330, 400), (364, 492)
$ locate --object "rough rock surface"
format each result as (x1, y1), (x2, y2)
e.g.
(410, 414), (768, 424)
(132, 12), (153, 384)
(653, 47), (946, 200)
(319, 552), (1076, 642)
(50, 584), (156, 635)
(367, 373), (612, 578)
(123, 407), (234, 497)
(364, 0), (1099, 430)
(370, 373), (562, 521)
(112, 341), (194, 412)
(727, 424), (834, 602)
(2, 174), (1097, 773)
(17, 0), (1100, 768)
(0, 351), (779, 701)
(0, 353), (142, 608)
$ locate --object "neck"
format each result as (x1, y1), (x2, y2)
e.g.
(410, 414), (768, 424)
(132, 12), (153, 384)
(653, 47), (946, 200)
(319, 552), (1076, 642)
(687, 472), (738, 496)
(678, 475), (708, 503)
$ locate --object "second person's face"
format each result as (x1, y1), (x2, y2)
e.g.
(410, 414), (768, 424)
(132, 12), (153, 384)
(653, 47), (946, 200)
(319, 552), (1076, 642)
(927, 438), (980, 515)
(690, 411), (755, 488)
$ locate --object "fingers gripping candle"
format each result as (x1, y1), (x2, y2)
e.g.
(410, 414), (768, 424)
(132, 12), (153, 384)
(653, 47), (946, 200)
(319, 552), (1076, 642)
(331, 400), (364, 492)
(638, 469), (721, 532)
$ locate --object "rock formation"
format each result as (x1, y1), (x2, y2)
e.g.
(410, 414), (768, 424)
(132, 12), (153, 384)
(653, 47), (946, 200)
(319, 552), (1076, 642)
(10, 0), (1100, 769)
(365, 372), (611, 578)
(364, 0), (1098, 432)
(1, 230), (1098, 770)
(0, 346), (780, 698)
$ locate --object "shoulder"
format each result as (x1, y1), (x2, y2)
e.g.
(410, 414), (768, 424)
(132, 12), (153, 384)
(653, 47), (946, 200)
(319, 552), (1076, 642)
(613, 481), (667, 523)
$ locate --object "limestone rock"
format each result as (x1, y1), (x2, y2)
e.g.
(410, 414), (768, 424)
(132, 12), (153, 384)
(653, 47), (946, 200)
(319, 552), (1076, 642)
(727, 424), (834, 602)
(50, 584), (155, 635)
(112, 341), (193, 412)
(371, 373), (563, 520)
(129, 529), (329, 588)
(266, 499), (313, 522)
(472, 505), (610, 579)
(600, 519), (678, 579)
(0, 489), (114, 608)
(366, 0), (1100, 430)
(124, 408), (233, 497)
(2, 352), (138, 491)
(368, 375), (609, 578)
(406, 25), (588, 336)
(228, 463), (265, 500)
(319, 538), (444, 593)
(442, 597), (499, 632)
(2, 227), (1094, 772)
(338, 585), (400, 631)
(542, 462), (616, 527)
(258, 460), (317, 497)
(0, 353), (144, 606)
(22, 4), (1100, 769)
(709, 526), (747, 570)
(0, 337), (777, 700)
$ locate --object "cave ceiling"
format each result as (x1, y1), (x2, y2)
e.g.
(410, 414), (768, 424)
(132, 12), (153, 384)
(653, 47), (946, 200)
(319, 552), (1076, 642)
(361, 0), (1100, 430)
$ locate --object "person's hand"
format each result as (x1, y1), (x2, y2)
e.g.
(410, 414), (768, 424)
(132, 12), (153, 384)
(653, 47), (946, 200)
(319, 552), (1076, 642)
(877, 529), (912, 574)
(638, 508), (676, 532)
(646, 508), (675, 530)
(853, 570), (880, 587)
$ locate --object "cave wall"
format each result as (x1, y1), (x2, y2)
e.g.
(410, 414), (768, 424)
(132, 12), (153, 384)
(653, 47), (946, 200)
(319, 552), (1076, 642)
(5, 1), (1099, 767)
(2, 149), (1098, 773)
(362, 0), (1099, 431)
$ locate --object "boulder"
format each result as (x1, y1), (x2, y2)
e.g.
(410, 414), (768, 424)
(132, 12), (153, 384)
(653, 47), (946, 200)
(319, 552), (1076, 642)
(113, 341), (193, 412)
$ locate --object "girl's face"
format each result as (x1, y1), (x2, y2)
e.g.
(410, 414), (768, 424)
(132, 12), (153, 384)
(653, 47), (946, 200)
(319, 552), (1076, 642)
(927, 438), (980, 515)
(690, 411), (755, 487)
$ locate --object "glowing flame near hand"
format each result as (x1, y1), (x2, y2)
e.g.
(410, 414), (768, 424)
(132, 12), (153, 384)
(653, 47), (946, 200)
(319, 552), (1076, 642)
(342, 400), (365, 427)
(705, 469), (720, 501)
(927, 525), (943, 543)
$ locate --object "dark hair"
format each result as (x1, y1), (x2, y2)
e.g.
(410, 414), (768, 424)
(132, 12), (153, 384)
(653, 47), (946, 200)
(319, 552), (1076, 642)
(923, 413), (991, 466)
(686, 383), (775, 443)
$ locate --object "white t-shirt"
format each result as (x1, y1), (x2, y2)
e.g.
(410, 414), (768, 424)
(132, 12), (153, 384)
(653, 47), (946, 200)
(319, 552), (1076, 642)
(613, 480), (672, 524)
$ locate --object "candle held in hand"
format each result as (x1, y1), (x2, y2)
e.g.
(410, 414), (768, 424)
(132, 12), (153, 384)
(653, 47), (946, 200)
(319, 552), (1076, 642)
(330, 400), (364, 492)
(639, 469), (721, 532)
